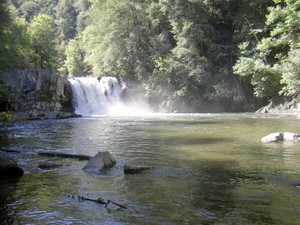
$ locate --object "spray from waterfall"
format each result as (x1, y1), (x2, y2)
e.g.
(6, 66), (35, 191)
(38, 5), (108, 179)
(68, 76), (150, 116)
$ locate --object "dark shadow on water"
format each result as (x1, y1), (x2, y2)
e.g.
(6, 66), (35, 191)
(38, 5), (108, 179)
(121, 119), (224, 127)
(189, 161), (275, 224)
(166, 136), (234, 146)
(170, 137), (234, 145)
(0, 177), (22, 224)
(121, 156), (275, 224)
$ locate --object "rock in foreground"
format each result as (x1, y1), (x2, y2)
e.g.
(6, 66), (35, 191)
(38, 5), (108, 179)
(261, 132), (300, 143)
(0, 152), (24, 177)
(82, 151), (116, 173)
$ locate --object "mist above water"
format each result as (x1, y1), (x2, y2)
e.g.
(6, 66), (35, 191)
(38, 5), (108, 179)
(69, 76), (151, 116)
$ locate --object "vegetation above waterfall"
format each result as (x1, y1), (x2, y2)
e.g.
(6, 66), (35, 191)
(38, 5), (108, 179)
(0, 0), (300, 112)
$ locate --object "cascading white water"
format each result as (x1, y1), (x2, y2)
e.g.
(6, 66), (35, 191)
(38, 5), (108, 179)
(69, 76), (123, 116)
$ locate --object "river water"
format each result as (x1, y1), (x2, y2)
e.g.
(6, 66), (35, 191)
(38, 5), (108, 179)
(1, 113), (300, 224)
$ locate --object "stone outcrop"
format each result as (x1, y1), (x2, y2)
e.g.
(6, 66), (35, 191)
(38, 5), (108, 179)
(82, 151), (116, 173)
(0, 151), (24, 177)
(261, 132), (300, 143)
(0, 68), (77, 120)
(256, 97), (300, 114)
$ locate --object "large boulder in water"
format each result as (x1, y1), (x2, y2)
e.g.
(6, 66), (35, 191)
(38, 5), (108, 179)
(0, 151), (24, 177)
(82, 151), (116, 173)
(261, 132), (300, 143)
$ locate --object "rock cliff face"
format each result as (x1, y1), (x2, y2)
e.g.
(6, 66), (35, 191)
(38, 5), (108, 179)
(0, 69), (77, 119)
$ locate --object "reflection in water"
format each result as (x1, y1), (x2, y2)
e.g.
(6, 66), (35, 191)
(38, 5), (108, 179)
(0, 113), (300, 224)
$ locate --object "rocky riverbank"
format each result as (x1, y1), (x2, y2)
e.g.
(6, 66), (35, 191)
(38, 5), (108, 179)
(0, 68), (78, 120)
(256, 97), (300, 116)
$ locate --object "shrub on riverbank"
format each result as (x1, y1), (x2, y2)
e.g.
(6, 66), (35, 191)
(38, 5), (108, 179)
(0, 112), (12, 123)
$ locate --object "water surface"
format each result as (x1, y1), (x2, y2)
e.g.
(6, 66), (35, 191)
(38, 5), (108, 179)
(1, 113), (300, 224)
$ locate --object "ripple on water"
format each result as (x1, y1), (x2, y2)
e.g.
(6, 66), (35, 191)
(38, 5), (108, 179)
(1, 114), (300, 224)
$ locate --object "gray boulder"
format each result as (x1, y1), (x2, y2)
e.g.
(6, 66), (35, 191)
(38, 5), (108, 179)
(0, 151), (24, 177)
(124, 164), (153, 174)
(82, 151), (116, 173)
(261, 132), (300, 143)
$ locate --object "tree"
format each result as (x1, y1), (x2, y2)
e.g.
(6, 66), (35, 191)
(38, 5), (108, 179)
(65, 39), (86, 76)
(0, 0), (13, 69)
(73, 0), (91, 33)
(55, 0), (78, 42)
(83, 0), (152, 80)
(234, 0), (300, 99)
(147, 0), (213, 110)
(18, 0), (39, 21)
(28, 13), (57, 68)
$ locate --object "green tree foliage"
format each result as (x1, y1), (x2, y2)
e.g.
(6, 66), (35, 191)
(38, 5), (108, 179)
(234, 0), (300, 98)
(0, 0), (9, 29)
(9, 17), (34, 68)
(2, 0), (90, 72)
(28, 13), (57, 68)
(65, 39), (86, 76)
(18, 1), (39, 21)
(147, 0), (213, 109)
(73, 0), (91, 33)
(0, 0), (13, 69)
(0, 81), (14, 112)
(280, 49), (300, 96)
(83, 0), (151, 80)
(55, 0), (90, 74)
(2, 0), (299, 112)
(55, 0), (78, 42)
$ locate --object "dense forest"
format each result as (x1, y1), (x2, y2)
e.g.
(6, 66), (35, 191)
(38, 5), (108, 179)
(0, 0), (299, 113)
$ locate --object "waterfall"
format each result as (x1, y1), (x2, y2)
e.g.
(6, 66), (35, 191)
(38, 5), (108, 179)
(69, 76), (123, 116)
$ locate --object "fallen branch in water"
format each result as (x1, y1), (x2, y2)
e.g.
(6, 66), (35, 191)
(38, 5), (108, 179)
(107, 200), (127, 209)
(290, 200), (300, 218)
(77, 196), (107, 205)
(66, 195), (127, 209)
(0, 147), (23, 153)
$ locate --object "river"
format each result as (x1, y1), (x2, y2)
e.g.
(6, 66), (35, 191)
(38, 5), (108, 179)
(0, 113), (300, 224)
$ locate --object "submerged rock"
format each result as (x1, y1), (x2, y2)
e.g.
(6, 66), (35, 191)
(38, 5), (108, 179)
(82, 151), (116, 173)
(38, 162), (63, 169)
(292, 182), (300, 188)
(261, 132), (300, 143)
(0, 152), (24, 177)
(124, 164), (153, 174)
(38, 151), (91, 160)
